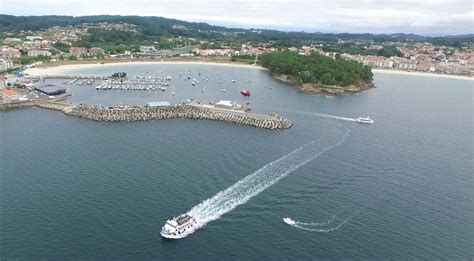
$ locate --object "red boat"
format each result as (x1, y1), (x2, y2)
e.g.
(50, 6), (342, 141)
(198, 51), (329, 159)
(241, 89), (251, 96)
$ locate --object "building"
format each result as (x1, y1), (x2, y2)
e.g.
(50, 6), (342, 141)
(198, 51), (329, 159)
(139, 46), (157, 54)
(35, 85), (67, 95)
(69, 47), (88, 56)
(89, 47), (105, 55)
(3, 38), (21, 43)
(27, 49), (51, 57)
(0, 59), (13, 71)
(146, 101), (171, 107)
(0, 89), (20, 100)
(214, 100), (237, 109)
(26, 36), (43, 41)
(0, 46), (21, 59)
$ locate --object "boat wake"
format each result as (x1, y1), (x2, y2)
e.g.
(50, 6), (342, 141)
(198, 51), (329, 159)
(284, 215), (353, 233)
(187, 128), (350, 235)
(264, 108), (357, 122)
(283, 205), (370, 233)
(313, 113), (357, 122)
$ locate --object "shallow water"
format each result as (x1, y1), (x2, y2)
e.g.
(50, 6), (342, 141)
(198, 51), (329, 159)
(1, 64), (472, 259)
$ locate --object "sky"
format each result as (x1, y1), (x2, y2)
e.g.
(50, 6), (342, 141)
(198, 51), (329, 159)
(1, 0), (473, 35)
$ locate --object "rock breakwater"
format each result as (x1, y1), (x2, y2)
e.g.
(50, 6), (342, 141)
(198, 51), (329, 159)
(1, 100), (292, 130)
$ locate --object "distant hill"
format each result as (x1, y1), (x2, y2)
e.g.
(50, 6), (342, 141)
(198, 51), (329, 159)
(0, 15), (472, 47)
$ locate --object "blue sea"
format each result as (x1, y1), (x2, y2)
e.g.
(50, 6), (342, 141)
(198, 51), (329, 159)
(1, 64), (472, 259)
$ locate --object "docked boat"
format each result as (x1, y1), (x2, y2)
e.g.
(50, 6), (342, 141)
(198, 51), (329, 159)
(161, 213), (198, 239)
(241, 89), (251, 96)
(355, 116), (374, 124)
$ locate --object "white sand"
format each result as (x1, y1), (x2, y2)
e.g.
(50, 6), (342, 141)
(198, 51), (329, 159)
(25, 61), (265, 76)
(25, 61), (472, 81)
(372, 69), (473, 81)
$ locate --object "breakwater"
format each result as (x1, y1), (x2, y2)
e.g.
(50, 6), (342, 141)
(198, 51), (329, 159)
(0, 101), (292, 130)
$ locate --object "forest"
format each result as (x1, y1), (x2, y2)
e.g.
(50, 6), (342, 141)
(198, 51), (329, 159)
(258, 51), (373, 86)
(1, 15), (472, 48)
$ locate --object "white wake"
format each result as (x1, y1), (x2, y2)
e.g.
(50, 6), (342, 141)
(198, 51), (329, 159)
(187, 128), (350, 235)
(284, 206), (369, 233)
(288, 215), (353, 233)
(293, 111), (356, 122)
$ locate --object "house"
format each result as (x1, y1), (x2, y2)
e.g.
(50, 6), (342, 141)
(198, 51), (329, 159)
(3, 38), (21, 43)
(69, 47), (88, 56)
(139, 46), (156, 54)
(0, 89), (20, 100)
(0, 59), (13, 71)
(89, 47), (105, 55)
(27, 49), (51, 57)
(0, 46), (21, 59)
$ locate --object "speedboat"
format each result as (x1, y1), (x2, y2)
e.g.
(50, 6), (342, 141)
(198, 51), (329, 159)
(283, 218), (295, 225)
(355, 116), (374, 124)
(241, 89), (251, 96)
(161, 213), (198, 239)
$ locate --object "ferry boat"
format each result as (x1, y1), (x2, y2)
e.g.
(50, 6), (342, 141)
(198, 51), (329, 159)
(355, 116), (374, 124)
(241, 89), (251, 96)
(161, 213), (198, 239)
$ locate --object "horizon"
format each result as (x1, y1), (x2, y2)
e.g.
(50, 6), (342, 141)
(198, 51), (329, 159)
(1, 0), (472, 36)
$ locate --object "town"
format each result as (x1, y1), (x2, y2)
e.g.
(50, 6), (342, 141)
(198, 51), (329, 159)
(1, 18), (473, 84)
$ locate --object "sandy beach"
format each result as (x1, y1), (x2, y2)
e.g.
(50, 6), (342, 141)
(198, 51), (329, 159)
(372, 69), (473, 81)
(25, 61), (472, 82)
(25, 61), (265, 76)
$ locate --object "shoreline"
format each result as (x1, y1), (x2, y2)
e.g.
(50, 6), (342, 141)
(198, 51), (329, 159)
(24, 60), (472, 82)
(25, 60), (265, 76)
(372, 69), (473, 81)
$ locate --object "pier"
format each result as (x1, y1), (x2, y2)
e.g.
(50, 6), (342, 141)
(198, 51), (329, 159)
(1, 100), (292, 130)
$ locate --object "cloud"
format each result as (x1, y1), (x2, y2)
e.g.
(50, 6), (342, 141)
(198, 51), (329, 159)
(1, 0), (472, 35)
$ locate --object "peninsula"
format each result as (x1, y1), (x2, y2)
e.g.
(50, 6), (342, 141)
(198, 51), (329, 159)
(258, 51), (374, 95)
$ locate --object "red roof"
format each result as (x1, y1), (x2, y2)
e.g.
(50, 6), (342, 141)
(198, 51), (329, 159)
(0, 89), (19, 96)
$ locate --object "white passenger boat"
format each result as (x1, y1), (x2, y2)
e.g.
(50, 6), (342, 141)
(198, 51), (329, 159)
(161, 213), (198, 239)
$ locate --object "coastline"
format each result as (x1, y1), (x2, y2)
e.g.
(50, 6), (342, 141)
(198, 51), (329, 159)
(372, 69), (473, 81)
(24, 60), (472, 82)
(25, 60), (265, 76)
(272, 74), (375, 96)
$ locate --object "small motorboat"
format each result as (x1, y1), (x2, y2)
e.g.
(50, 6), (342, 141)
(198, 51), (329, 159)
(283, 218), (295, 225)
(222, 89), (226, 92)
(355, 116), (374, 124)
(241, 89), (250, 96)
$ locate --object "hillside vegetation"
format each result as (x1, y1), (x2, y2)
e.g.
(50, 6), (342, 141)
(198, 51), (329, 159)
(259, 51), (373, 87)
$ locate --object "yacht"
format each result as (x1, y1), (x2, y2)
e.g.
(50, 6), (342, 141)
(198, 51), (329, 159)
(161, 213), (198, 239)
(355, 116), (374, 124)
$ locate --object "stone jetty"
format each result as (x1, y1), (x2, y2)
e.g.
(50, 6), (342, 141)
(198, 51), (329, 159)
(1, 100), (292, 130)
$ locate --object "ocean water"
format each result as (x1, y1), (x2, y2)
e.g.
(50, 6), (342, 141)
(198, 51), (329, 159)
(0, 64), (472, 260)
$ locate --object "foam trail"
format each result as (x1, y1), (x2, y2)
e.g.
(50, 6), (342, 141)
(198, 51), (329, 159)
(290, 215), (354, 233)
(312, 112), (356, 122)
(188, 128), (350, 234)
(294, 215), (337, 226)
(269, 109), (357, 122)
(286, 206), (368, 233)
